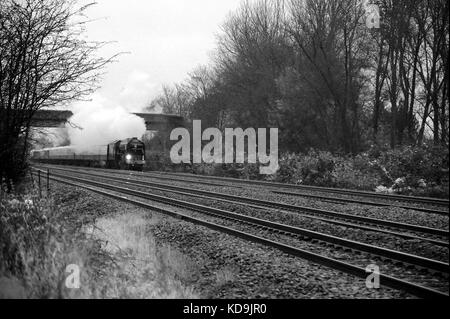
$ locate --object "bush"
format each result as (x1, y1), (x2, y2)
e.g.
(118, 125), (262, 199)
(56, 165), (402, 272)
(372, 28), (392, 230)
(378, 144), (449, 189)
(332, 158), (382, 191)
(240, 162), (261, 180)
(273, 153), (303, 183)
(146, 144), (449, 198)
(270, 145), (448, 197)
(0, 184), (107, 298)
(145, 153), (176, 171)
(192, 163), (218, 176)
(273, 150), (336, 186)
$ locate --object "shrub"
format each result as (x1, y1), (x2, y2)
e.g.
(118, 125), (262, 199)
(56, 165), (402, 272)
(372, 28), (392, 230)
(273, 150), (336, 186)
(0, 185), (107, 298)
(192, 163), (218, 176)
(270, 145), (448, 197)
(240, 162), (261, 180)
(145, 153), (179, 172)
(146, 144), (449, 198)
(273, 153), (303, 183)
(332, 159), (381, 191)
(379, 144), (449, 188)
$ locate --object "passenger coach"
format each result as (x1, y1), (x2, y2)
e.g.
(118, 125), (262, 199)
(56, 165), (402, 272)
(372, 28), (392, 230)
(31, 137), (146, 171)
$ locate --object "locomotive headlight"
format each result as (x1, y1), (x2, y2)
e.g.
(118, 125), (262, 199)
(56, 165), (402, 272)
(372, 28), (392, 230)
(125, 154), (132, 160)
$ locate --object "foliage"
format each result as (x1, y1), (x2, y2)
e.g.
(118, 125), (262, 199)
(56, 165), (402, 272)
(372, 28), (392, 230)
(375, 144), (449, 195)
(272, 145), (448, 197)
(153, 144), (449, 198)
(0, 180), (200, 298)
(0, 183), (105, 298)
(0, 0), (115, 187)
(145, 153), (174, 171)
(147, 0), (449, 154)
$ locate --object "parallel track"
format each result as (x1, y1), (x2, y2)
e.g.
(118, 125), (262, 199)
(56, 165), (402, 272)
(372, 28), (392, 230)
(272, 190), (448, 216)
(32, 168), (449, 298)
(148, 170), (450, 209)
(37, 165), (449, 242)
(37, 163), (448, 215)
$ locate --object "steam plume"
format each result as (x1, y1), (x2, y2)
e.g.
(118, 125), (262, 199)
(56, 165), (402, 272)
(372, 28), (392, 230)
(66, 94), (147, 151)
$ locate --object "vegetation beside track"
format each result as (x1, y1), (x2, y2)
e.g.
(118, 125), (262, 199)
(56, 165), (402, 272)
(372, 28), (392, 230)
(0, 178), (197, 298)
(32, 166), (449, 297)
(147, 144), (449, 199)
(0, 179), (109, 298)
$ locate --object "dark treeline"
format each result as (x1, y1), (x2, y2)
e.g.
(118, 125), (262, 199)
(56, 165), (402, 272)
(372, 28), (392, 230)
(146, 0), (449, 154)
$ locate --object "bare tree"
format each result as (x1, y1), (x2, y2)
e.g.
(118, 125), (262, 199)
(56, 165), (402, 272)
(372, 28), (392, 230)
(0, 0), (117, 186)
(215, 0), (289, 128)
(146, 83), (192, 118)
(286, 0), (371, 153)
(414, 0), (449, 144)
(146, 0), (448, 153)
(370, 0), (449, 146)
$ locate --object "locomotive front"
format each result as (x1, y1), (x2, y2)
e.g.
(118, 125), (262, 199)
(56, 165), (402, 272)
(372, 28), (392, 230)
(119, 137), (146, 170)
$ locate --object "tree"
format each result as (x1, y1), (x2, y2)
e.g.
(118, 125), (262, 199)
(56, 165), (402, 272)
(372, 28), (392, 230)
(145, 83), (192, 118)
(369, 0), (449, 147)
(285, 0), (372, 153)
(215, 0), (290, 129)
(147, 0), (448, 153)
(414, 0), (449, 144)
(0, 0), (116, 186)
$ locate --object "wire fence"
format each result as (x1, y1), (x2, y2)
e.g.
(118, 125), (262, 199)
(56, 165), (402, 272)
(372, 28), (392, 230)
(30, 168), (50, 198)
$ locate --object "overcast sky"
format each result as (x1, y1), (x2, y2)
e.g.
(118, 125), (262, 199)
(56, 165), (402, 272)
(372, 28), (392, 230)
(80, 0), (245, 111)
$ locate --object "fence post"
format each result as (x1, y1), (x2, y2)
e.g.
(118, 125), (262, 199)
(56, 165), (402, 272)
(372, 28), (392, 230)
(38, 170), (41, 198)
(30, 169), (34, 186)
(47, 169), (50, 194)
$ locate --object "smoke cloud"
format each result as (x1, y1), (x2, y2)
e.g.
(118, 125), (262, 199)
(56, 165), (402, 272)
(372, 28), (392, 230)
(66, 94), (147, 150)
(31, 126), (70, 149)
(62, 70), (159, 150)
(32, 70), (155, 151)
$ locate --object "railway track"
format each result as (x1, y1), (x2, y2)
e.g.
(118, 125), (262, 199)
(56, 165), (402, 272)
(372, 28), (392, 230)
(271, 190), (448, 216)
(147, 170), (450, 212)
(141, 173), (450, 215)
(37, 163), (448, 215)
(37, 165), (449, 245)
(32, 167), (449, 298)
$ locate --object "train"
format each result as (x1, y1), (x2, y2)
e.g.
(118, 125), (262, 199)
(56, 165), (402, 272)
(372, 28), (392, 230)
(31, 137), (146, 170)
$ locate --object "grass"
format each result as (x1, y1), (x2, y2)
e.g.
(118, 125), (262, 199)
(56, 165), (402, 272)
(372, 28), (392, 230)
(0, 182), (102, 298)
(87, 212), (198, 298)
(0, 180), (198, 299)
(215, 267), (236, 286)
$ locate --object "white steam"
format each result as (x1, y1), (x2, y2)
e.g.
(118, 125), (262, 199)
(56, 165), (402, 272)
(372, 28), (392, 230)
(66, 94), (147, 150)
(52, 70), (158, 151)
(32, 126), (70, 149)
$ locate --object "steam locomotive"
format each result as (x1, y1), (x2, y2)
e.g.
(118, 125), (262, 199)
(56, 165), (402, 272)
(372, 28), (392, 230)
(31, 137), (146, 170)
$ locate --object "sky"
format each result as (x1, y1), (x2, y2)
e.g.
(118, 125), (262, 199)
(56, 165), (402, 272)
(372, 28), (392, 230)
(78, 0), (245, 112)
(48, 0), (247, 148)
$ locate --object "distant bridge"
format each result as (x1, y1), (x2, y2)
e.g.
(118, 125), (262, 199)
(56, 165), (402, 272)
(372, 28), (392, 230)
(31, 110), (74, 128)
(31, 110), (185, 131)
(132, 113), (185, 131)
